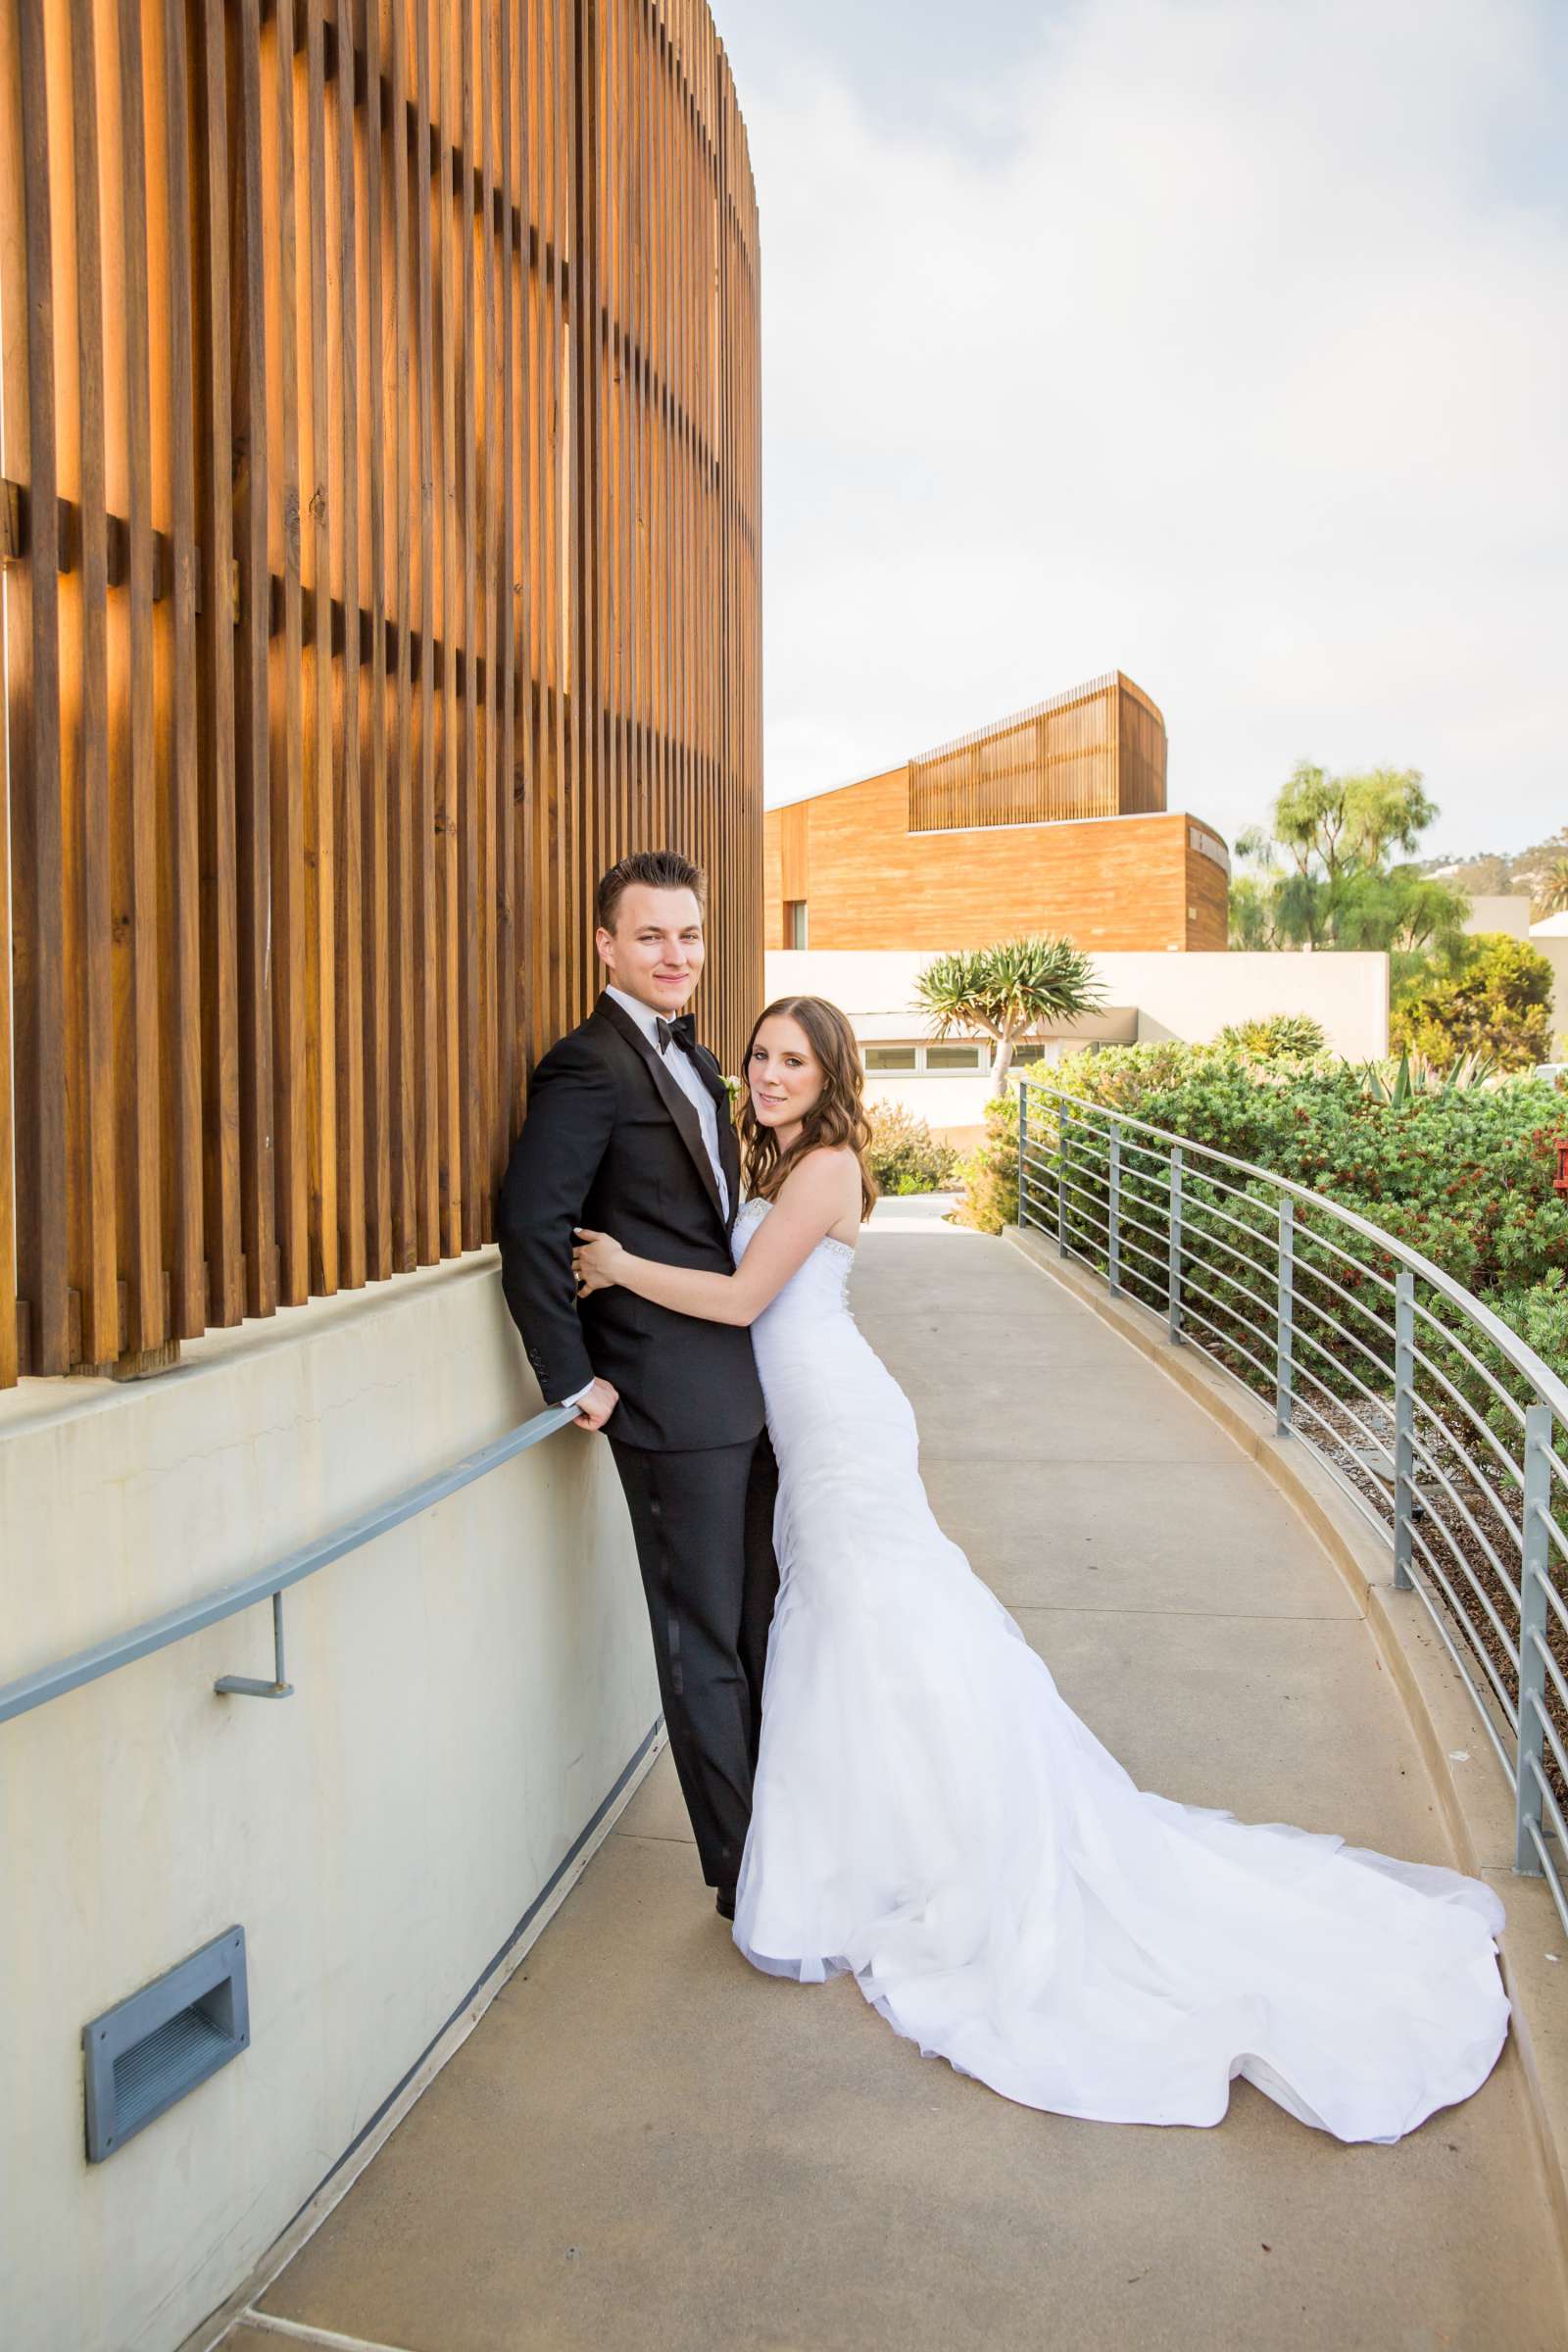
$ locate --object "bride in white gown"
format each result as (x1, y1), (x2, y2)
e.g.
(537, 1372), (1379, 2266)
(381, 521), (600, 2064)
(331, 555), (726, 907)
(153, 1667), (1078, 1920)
(572, 995), (1510, 2144)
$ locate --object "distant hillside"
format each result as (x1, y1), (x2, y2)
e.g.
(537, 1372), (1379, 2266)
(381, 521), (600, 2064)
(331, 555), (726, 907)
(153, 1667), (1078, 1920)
(1419, 826), (1568, 908)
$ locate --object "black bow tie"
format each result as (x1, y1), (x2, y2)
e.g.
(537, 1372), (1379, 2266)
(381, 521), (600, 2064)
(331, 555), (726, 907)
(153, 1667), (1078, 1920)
(655, 1012), (697, 1055)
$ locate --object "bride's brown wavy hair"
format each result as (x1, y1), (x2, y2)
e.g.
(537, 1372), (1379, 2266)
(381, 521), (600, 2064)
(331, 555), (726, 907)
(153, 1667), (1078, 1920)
(738, 996), (878, 1221)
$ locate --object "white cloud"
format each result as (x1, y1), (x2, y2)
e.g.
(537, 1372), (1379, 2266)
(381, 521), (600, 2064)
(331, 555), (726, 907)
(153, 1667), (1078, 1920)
(727, 0), (1568, 852)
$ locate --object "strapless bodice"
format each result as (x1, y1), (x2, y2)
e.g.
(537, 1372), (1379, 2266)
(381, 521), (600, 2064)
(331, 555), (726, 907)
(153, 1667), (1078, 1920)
(730, 1195), (856, 1320)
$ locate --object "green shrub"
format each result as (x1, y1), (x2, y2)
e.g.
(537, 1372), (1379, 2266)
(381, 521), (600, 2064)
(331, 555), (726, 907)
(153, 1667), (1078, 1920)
(953, 1093), (1020, 1233)
(1488, 1272), (1568, 1375)
(864, 1100), (961, 1197)
(1356, 1048), (1500, 1102)
(1390, 933), (1553, 1073)
(1216, 1012), (1329, 1061)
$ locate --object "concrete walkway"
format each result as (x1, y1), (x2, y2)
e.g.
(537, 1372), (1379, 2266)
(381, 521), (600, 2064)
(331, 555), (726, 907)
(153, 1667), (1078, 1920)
(236, 1215), (1566, 2352)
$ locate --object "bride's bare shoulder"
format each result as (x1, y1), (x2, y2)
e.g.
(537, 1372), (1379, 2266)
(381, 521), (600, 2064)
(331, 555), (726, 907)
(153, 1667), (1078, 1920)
(777, 1145), (863, 1230)
(779, 1143), (858, 1189)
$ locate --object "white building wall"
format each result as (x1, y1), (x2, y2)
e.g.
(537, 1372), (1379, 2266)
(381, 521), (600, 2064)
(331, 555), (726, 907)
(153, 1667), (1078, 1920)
(0, 1256), (657, 2352)
(765, 949), (1390, 1133)
(1529, 916), (1568, 1055)
(1462, 894), (1535, 940)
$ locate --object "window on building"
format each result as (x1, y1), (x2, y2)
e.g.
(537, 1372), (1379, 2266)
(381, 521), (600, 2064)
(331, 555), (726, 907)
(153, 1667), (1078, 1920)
(924, 1044), (985, 1070)
(1009, 1043), (1049, 1065)
(784, 899), (808, 949)
(864, 1046), (917, 1071)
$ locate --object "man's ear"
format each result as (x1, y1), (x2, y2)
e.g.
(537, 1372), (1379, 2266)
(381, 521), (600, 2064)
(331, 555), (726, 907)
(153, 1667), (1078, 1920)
(594, 926), (613, 968)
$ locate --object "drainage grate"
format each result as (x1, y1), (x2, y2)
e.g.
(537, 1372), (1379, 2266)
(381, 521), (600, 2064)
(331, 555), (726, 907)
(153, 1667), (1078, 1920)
(83, 1926), (249, 2161)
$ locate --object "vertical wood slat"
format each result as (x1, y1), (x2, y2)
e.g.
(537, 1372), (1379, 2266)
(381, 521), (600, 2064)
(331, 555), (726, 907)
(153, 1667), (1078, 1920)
(362, 0), (391, 1278)
(495, 0), (519, 1183)
(4, 0), (69, 1374)
(0, 0), (14, 1373)
(228, 0), (276, 1321)
(435, 0), (460, 1252)
(0, 0), (15, 1386)
(192, 0), (242, 1330)
(65, 0), (118, 1364)
(455, 0), (478, 1248)
(331, 0), (365, 1286)
(151, 0), (206, 1339)
(388, 0), (416, 1269)
(474, 0), (493, 1232)
(302, 0), (339, 1296)
(413, 0), (440, 1260)
(115, 0), (167, 1351)
(570, 0), (591, 1037)
(266, 0), (308, 1302)
(0, 0), (760, 1385)
(474, 0), (498, 1238)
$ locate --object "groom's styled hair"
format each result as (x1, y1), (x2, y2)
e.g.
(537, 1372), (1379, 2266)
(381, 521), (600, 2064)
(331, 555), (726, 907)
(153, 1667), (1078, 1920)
(597, 851), (706, 934)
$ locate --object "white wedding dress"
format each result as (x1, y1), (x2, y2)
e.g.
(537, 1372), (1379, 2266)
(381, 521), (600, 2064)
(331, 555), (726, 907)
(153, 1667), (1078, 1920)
(728, 1197), (1510, 2142)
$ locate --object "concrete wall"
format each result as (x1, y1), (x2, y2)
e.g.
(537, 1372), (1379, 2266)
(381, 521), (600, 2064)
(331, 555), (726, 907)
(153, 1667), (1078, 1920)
(1102, 951), (1388, 1057)
(0, 1256), (657, 2352)
(766, 941), (1392, 1133)
(1530, 916), (1568, 1054)
(1463, 895), (1534, 940)
(767, 948), (1389, 1134)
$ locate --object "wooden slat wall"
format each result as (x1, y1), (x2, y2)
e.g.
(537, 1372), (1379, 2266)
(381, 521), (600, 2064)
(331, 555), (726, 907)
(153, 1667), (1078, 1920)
(0, 0), (761, 1385)
(907, 671), (1167, 835)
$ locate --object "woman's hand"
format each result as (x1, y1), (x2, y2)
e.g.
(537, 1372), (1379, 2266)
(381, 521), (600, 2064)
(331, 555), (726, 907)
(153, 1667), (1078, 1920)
(571, 1227), (627, 1296)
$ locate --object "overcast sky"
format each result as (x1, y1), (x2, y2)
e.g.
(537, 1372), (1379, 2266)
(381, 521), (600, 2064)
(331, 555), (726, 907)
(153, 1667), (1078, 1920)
(711, 0), (1566, 858)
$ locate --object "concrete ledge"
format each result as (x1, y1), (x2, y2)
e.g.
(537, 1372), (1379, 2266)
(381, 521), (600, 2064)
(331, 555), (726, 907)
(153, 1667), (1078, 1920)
(1004, 1221), (1568, 2244)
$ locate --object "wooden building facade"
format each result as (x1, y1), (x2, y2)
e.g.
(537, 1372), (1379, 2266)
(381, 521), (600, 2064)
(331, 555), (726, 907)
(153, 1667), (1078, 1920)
(765, 673), (1230, 956)
(0, 0), (761, 1388)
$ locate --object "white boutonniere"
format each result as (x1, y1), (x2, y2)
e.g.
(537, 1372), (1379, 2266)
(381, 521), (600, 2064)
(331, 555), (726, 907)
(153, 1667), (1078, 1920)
(722, 1073), (742, 1108)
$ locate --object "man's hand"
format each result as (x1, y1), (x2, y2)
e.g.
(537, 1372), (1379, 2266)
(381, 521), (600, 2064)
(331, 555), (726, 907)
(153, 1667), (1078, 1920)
(571, 1377), (619, 1432)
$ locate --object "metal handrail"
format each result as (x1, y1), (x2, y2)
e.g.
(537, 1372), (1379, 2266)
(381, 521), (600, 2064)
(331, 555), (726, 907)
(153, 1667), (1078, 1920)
(0, 1404), (577, 1726)
(1017, 1076), (1568, 1931)
(1029, 1083), (1568, 1425)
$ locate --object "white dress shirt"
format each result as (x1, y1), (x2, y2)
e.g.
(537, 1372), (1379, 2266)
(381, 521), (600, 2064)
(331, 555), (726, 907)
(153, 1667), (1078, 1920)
(558, 987), (728, 1410)
(605, 985), (729, 1220)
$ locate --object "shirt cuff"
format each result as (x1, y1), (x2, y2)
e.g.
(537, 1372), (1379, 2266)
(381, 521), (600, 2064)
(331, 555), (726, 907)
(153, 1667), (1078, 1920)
(557, 1379), (596, 1411)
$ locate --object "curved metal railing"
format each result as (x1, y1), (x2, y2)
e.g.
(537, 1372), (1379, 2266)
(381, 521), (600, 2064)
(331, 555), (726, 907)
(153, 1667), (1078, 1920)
(1017, 1077), (1568, 1930)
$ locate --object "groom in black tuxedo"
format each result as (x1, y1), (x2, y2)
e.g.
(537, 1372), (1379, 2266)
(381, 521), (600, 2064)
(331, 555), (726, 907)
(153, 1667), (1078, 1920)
(497, 851), (777, 1919)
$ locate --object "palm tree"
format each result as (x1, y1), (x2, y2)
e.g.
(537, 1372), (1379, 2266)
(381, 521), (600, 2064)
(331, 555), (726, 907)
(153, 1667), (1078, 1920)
(914, 936), (1105, 1098)
(1533, 855), (1568, 918)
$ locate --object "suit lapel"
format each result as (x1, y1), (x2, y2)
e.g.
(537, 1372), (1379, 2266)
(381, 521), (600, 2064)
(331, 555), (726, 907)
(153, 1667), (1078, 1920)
(680, 1033), (742, 1233)
(593, 994), (727, 1231)
(708, 1059), (742, 1236)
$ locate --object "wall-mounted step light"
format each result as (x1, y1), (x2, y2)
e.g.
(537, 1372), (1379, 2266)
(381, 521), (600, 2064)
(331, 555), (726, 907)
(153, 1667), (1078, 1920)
(82, 1926), (249, 2162)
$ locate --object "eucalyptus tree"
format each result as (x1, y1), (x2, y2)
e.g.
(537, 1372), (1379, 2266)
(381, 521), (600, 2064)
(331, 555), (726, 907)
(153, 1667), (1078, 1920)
(1232, 762), (1468, 954)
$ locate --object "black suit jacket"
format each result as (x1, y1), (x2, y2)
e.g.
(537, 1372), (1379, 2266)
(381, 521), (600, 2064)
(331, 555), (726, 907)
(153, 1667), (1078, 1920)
(497, 993), (765, 1451)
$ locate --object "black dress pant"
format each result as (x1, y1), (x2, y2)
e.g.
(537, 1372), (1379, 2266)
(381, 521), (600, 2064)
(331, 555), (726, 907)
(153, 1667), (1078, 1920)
(608, 1431), (779, 1891)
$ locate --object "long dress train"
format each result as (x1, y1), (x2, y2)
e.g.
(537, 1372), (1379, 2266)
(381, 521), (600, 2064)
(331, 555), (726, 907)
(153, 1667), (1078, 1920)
(728, 1198), (1509, 2143)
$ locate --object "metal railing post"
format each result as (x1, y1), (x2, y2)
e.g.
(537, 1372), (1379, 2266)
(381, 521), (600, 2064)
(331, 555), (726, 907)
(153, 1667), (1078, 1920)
(1016, 1082), (1029, 1230)
(215, 1588), (296, 1700)
(1275, 1197), (1295, 1435)
(1107, 1120), (1122, 1294)
(1515, 1403), (1553, 1876)
(1055, 1101), (1067, 1255)
(1394, 1271), (1416, 1589)
(1168, 1146), (1183, 1343)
